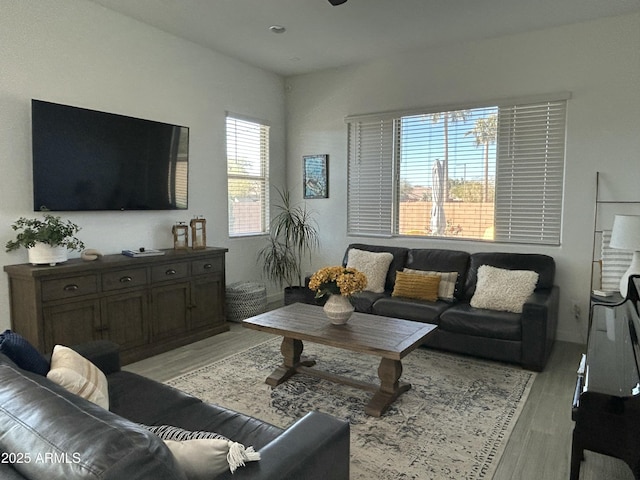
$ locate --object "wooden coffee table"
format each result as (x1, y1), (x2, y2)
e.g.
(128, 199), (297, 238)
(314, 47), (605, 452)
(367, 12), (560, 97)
(243, 303), (437, 417)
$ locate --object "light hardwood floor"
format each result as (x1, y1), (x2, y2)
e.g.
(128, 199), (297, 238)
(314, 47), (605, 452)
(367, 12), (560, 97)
(125, 323), (634, 480)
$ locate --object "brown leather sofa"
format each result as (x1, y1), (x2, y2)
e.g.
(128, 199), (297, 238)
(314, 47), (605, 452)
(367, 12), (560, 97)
(0, 341), (350, 480)
(306, 243), (559, 371)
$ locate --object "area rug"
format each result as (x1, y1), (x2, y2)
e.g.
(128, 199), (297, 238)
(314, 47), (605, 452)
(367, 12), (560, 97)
(166, 339), (535, 480)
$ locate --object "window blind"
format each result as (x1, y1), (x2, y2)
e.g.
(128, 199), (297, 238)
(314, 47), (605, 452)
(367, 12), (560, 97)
(226, 115), (270, 237)
(346, 94), (568, 245)
(495, 100), (567, 245)
(347, 118), (395, 236)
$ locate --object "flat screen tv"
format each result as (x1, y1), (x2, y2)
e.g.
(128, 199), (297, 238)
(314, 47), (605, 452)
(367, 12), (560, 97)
(32, 99), (189, 211)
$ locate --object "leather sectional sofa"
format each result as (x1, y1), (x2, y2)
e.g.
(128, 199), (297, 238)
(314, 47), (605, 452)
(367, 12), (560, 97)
(308, 243), (559, 371)
(0, 340), (350, 480)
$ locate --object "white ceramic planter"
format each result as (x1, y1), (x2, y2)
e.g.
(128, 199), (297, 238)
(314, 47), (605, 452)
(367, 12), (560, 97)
(323, 294), (355, 325)
(28, 243), (68, 266)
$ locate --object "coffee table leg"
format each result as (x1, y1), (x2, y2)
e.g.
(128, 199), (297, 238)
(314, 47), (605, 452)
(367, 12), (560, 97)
(265, 337), (316, 387)
(365, 358), (411, 417)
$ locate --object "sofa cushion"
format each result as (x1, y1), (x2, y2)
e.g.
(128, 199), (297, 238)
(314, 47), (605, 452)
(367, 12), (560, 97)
(405, 249), (470, 300)
(349, 291), (387, 313)
(0, 329), (49, 376)
(392, 271), (440, 302)
(403, 268), (458, 301)
(346, 248), (393, 293)
(439, 303), (522, 341)
(470, 266), (539, 314)
(108, 371), (283, 451)
(463, 252), (555, 300)
(343, 244), (409, 292)
(47, 345), (109, 409)
(372, 297), (449, 324)
(0, 363), (185, 480)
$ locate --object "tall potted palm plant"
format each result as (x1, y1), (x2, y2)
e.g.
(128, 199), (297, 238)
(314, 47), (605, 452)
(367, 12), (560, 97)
(258, 188), (319, 304)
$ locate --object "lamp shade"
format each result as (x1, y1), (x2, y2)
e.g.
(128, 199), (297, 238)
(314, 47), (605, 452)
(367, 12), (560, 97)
(609, 215), (640, 297)
(610, 215), (640, 251)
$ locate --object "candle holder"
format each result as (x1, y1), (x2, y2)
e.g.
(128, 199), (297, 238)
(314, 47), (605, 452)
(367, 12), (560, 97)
(190, 217), (207, 250)
(172, 222), (189, 250)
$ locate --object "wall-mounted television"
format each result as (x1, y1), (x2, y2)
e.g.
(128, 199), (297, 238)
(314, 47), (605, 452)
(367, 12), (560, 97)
(32, 99), (189, 211)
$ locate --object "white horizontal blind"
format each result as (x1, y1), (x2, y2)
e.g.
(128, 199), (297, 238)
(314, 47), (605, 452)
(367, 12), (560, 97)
(172, 127), (189, 209)
(226, 116), (270, 237)
(495, 100), (567, 245)
(347, 118), (395, 236)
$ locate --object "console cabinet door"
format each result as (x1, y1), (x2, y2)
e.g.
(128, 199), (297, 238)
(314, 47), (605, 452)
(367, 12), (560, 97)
(101, 291), (149, 352)
(190, 274), (225, 331)
(150, 282), (190, 341)
(43, 299), (101, 352)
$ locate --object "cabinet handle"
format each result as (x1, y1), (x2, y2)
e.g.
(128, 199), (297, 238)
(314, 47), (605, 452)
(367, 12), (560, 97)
(119, 276), (133, 283)
(165, 269), (177, 276)
(203, 263), (213, 269)
(63, 284), (79, 292)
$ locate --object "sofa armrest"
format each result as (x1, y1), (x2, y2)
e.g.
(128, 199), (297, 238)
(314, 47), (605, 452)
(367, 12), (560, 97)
(217, 411), (350, 480)
(521, 286), (559, 371)
(71, 340), (121, 375)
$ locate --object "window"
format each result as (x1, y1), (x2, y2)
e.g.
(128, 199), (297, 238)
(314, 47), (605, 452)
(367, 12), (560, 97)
(226, 115), (270, 237)
(346, 94), (568, 245)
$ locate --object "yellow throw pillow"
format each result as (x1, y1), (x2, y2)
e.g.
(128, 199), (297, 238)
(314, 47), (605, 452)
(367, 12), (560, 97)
(392, 271), (441, 302)
(403, 268), (458, 301)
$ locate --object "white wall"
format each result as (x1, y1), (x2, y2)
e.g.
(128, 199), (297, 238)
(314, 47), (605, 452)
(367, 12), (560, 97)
(0, 0), (286, 330)
(285, 13), (640, 344)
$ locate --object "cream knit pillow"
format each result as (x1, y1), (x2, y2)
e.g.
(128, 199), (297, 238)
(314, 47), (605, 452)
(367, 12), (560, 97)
(346, 249), (394, 293)
(470, 265), (539, 313)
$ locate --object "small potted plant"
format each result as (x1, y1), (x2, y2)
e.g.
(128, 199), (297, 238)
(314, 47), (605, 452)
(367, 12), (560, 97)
(5, 213), (85, 266)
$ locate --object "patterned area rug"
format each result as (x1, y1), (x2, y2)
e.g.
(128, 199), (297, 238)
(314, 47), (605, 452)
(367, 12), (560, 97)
(166, 338), (535, 480)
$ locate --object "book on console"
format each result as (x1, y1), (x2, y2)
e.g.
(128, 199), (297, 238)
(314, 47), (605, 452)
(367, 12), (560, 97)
(121, 248), (166, 258)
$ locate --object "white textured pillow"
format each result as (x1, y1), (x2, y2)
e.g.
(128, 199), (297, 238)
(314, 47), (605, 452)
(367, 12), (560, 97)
(164, 438), (260, 479)
(470, 265), (539, 313)
(46, 345), (109, 409)
(346, 249), (394, 293)
(403, 269), (458, 301)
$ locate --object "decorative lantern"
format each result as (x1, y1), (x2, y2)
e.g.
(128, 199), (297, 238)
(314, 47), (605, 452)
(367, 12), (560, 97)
(190, 217), (207, 250)
(172, 222), (189, 250)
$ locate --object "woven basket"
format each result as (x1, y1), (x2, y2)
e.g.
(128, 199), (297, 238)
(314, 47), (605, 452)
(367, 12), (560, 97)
(226, 282), (267, 322)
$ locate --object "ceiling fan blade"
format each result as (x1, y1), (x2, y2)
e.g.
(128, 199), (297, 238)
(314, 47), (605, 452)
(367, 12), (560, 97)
(328, 0), (348, 5)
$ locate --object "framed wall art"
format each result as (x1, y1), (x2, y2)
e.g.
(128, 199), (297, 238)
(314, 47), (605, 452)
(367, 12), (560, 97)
(303, 154), (329, 199)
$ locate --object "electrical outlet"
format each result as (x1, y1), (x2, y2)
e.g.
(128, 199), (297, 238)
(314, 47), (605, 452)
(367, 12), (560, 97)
(572, 303), (581, 320)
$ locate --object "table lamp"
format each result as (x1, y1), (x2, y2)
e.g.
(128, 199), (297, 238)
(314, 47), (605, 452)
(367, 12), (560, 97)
(609, 214), (640, 297)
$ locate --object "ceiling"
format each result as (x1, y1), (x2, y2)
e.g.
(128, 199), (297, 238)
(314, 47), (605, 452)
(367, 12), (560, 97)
(88, 0), (640, 76)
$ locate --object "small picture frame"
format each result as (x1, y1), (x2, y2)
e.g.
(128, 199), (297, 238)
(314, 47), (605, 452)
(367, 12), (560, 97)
(303, 154), (329, 199)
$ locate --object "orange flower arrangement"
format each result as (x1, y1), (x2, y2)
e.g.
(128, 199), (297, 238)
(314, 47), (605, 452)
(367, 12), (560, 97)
(308, 266), (367, 298)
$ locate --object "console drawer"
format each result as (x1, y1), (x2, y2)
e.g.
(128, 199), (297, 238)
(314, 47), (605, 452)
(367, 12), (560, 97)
(42, 275), (98, 301)
(191, 256), (223, 275)
(103, 268), (148, 292)
(151, 262), (189, 283)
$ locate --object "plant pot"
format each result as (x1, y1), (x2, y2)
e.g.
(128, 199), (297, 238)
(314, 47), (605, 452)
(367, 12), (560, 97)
(28, 243), (68, 266)
(284, 286), (316, 306)
(323, 295), (354, 325)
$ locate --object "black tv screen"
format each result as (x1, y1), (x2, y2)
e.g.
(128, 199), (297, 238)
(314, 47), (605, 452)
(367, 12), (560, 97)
(32, 100), (189, 211)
